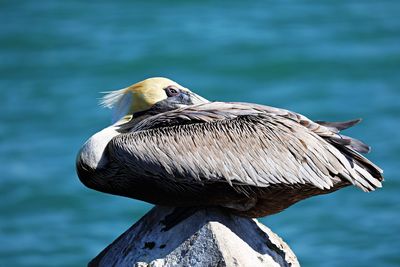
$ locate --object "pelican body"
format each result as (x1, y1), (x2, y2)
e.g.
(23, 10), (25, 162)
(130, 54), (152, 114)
(76, 77), (383, 217)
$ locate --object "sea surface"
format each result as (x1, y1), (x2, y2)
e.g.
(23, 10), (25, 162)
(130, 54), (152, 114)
(1, 1), (399, 266)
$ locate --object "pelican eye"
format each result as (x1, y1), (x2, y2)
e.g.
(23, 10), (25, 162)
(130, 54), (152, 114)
(164, 86), (180, 97)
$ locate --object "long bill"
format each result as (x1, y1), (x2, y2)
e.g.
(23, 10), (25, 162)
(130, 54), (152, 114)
(189, 91), (210, 105)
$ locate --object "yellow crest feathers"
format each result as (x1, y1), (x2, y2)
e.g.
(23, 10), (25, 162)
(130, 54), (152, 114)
(100, 77), (188, 123)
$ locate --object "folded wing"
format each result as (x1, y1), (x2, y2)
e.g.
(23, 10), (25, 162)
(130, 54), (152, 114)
(109, 102), (383, 193)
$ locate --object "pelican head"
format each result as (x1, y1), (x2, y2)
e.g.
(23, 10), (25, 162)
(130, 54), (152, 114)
(77, 77), (208, 176)
(101, 77), (209, 124)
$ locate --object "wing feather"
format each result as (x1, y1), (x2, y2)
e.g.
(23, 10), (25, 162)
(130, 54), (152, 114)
(109, 103), (382, 192)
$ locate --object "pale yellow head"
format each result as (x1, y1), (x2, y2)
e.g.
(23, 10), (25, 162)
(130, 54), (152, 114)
(101, 77), (208, 123)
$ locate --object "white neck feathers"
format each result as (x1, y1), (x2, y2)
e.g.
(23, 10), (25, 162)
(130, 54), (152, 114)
(79, 125), (121, 169)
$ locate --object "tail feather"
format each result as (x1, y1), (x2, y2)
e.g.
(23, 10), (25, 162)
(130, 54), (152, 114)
(330, 135), (371, 154)
(316, 119), (362, 132)
(320, 118), (383, 191)
(341, 135), (371, 154)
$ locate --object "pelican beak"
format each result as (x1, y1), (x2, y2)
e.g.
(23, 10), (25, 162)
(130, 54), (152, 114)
(189, 91), (209, 105)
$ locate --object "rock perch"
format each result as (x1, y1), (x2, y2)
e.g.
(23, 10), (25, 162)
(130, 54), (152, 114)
(89, 206), (300, 267)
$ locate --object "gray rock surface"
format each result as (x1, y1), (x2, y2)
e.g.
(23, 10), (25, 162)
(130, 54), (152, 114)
(89, 206), (300, 267)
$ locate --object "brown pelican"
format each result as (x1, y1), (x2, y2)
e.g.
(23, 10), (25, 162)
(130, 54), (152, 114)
(76, 77), (383, 218)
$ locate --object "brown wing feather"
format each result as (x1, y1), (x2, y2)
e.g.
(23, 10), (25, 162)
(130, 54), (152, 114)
(110, 102), (383, 193)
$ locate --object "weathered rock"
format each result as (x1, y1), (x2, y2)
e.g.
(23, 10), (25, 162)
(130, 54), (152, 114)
(89, 206), (299, 267)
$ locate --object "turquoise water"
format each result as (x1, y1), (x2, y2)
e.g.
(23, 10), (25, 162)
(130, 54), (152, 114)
(1, 1), (399, 266)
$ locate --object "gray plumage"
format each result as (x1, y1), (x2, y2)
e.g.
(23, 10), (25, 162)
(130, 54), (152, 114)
(77, 101), (383, 217)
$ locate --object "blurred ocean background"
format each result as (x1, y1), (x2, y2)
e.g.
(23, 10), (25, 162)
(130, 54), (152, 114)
(1, 1), (399, 266)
